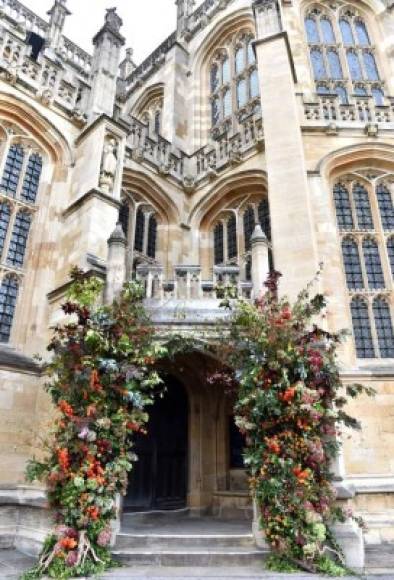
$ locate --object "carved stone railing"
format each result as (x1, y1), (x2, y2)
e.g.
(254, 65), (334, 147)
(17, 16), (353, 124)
(125, 112), (264, 187)
(61, 37), (92, 77)
(0, 25), (88, 122)
(136, 264), (252, 301)
(302, 93), (394, 127)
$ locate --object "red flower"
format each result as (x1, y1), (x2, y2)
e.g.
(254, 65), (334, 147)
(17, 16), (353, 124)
(58, 400), (74, 418)
(59, 537), (77, 550)
(280, 387), (296, 403)
(86, 506), (100, 520)
(57, 448), (70, 470)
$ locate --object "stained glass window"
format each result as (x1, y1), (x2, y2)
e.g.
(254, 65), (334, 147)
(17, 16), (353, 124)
(355, 20), (370, 46)
(363, 238), (385, 289)
(353, 183), (374, 230)
(237, 79), (247, 108)
(21, 153), (42, 204)
(363, 52), (379, 81)
(342, 238), (363, 289)
(0, 275), (19, 343)
(311, 48), (327, 80)
(0, 201), (11, 258)
(305, 17), (320, 44)
(373, 298), (394, 358)
(235, 47), (245, 74)
(119, 202), (129, 237)
(388, 237), (394, 277)
(321, 17), (335, 44)
(6, 211), (31, 268)
(134, 208), (144, 253)
(376, 184), (394, 231)
(227, 215), (237, 259)
(214, 222), (224, 265)
(147, 215), (157, 258)
(334, 183), (354, 230)
(210, 64), (220, 92)
(258, 199), (271, 241)
(327, 50), (343, 79)
(1, 145), (24, 197)
(340, 19), (354, 45)
(351, 297), (375, 358)
(243, 206), (255, 251)
(347, 50), (363, 80)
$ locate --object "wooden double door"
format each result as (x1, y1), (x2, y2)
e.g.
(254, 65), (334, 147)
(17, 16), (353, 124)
(124, 376), (188, 511)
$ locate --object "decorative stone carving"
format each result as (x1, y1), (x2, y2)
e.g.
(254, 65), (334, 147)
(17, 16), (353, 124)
(105, 7), (123, 35)
(38, 88), (54, 105)
(99, 137), (118, 194)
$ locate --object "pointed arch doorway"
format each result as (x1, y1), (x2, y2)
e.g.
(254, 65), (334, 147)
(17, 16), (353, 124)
(124, 375), (188, 511)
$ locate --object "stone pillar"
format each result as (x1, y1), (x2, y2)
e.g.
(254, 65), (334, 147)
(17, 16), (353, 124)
(251, 224), (269, 299)
(253, 0), (318, 299)
(105, 223), (127, 304)
(88, 8), (125, 121)
(46, 0), (70, 51)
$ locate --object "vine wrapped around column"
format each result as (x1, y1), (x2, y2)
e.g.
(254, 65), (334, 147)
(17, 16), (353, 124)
(23, 268), (166, 579)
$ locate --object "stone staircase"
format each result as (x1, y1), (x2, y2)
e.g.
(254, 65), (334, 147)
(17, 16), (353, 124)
(113, 512), (267, 568)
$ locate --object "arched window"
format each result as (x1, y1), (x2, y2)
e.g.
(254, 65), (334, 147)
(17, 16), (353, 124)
(227, 215), (237, 260)
(334, 183), (354, 230)
(342, 238), (363, 289)
(351, 297), (374, 358)
(388, 237), (394, 277)
(0, 275), (19, 343)
(363, 238), (384, 289)
(21, 153), (42, 204)
(147, 215), (157, 258)
(1, 144), (24, 197)
(258, 198), (271, 240)
(243, 206), (255, 251)
(119, 201), (130, 237)
(214, 222), (224, 265)
(353, 183), (374, 230)
(0, 201), (11, 258)
(7, 211), (32, 268)
(154, 111), (161, 135)
(210, 32), (260, 130)
(373, 297), (394, 358)
(305, 9), (383, 106)
(376, 184), (394, 231)
(134, 208), (144, 253)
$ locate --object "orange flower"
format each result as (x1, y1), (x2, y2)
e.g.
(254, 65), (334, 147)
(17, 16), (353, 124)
(127, 422), (141, 432)
(86, 506), (100, 520)
(86, 404), (97, 418)
(57, 448), (70, 470)
(90, 369), (103, 393)
(60, 537), (77, 550)
(267, 440), (281, 455)
(293, 466), (310, 483)
(58, 400), (74, 417)
(280, 387), (296, 403)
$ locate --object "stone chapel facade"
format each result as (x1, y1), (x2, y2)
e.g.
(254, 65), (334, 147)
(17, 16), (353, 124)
(0, 0), (394, 568)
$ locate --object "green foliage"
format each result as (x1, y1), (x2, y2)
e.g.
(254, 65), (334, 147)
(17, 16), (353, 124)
(24, 269), (164, 578)
(266, 554), (300, 572)
(213, 272), (373, 574)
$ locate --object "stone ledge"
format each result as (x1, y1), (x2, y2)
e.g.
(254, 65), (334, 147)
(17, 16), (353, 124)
(0, 347), (41, 375)
(0, 486), (47, 508)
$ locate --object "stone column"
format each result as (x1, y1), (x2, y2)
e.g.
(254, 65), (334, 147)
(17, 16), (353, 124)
(253, 0), (318, 299)
(251, 224), (269, 299)
(88, 8), (125, 121)
(104, 223), (127, 304)
(46, 0), (70, 51)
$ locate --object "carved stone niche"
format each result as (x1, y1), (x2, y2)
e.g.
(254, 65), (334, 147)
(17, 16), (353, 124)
(99, 135), (119, 194)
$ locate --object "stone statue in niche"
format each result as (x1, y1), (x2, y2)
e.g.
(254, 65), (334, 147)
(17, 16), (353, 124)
(99, 137), (118, 193)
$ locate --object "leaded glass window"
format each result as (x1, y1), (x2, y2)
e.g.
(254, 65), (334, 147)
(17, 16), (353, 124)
(154, 111), (161, 135)
(355, 20), (370, 46)
(222, 57), (230, 84)
(0, 275), (19, 343)
(363, 238), (384, 289)
(372, 87), (384, 106)
(363, 52), (379, 81)
(237, 79), (247, 108)
(305, 17), (320, 44)
(134, 208), (144, 253)
(336, 86), (349, 104)
(353, 183), (374, 230)
(388, 237), (394, 277)
(340, 19), (354, 45)
(21, 153), (42, 204)
(147, 215), (157, 258)
(223, 89), (232, 118)
(342, 238), (363, 289)
(334, 183), (354, 230)
(247, 39), (255, 64)
(227, 215), (237, 260)
(1, 145), (24, 197)
(327, 50), (343, 79)
(210, 64), (220, 93)
(376, 184), (394, 231)
(258, 199), (271, 241)
(0, 202), (11, 258)
(243, 206), (255, 251)
(119, 202), (129, 237)
(373, 298), (394, 358)
(6, 211), (31, 268)
(311, 48), (327, 80)
(214, 222), (224, 265)
(347, 50), (363, 81)
(250, 69), (259, 99)
(351, 297), (375, 358)
(321, 17), (335, 43)
(235, 47), (245, 74)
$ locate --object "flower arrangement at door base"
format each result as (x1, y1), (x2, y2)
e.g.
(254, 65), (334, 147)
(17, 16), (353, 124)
(212, 271), (374, 576)
(23, 268), (166, 579)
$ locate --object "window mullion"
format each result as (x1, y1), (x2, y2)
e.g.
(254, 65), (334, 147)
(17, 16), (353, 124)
(17, 145), (31, 201)
(1, 202), (16, 266)
(0, 135), (11, 184)
(369, 296), (381, 358)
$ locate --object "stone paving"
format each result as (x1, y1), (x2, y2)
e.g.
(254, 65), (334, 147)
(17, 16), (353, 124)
(1, 550), (394, 580)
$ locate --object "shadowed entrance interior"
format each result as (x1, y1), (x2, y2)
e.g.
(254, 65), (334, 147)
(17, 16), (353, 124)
(124, 376), (188, 511)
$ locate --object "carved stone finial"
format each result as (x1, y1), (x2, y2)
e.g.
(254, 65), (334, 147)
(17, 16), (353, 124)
(108, 222), (127, 246)
(176, 0), (195, 36)
(105, 7), (123, 34)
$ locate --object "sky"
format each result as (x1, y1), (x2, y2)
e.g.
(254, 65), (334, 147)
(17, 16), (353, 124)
(21, 0), (193, 63)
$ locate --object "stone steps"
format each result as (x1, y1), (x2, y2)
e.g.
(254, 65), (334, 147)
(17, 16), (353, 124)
(115, 532), (256, 549)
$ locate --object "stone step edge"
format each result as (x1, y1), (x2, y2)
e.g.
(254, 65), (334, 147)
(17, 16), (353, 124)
(116, 534), (254, 539)
(112, 550), (268, 555)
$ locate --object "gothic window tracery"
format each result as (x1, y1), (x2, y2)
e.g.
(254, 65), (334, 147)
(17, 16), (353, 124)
(119, 198), (159, 271)
(0, 274), (19, 343)
(209, 31), (260, 131)
(333, 174), (394, 358)
(305, 6), (384, 106)
(137, 96), (163, 137)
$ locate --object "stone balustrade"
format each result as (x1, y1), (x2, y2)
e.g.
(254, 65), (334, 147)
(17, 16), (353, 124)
(302, 93), (394, 127)
(0, 25), (89, 121)
(136, 263), (252, 301)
